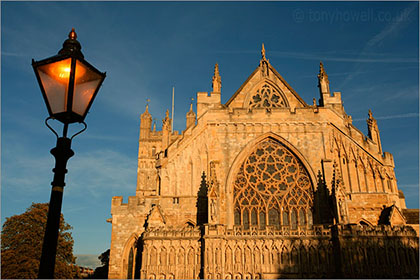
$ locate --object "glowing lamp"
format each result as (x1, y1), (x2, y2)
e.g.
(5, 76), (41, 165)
(32, 28), (106, 124)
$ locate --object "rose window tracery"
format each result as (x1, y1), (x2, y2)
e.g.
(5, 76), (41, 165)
(248, 84), (287, 109)
(233, 138), (313, 229)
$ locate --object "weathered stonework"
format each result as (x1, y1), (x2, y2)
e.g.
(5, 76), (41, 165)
(108, 46), (419, 279)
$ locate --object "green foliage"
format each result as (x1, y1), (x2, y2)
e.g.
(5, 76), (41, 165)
(1, 203), (80, 279)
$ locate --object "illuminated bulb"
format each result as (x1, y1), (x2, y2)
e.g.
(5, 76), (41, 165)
(43, 58), (86, 82)
(58, 67), (71, 78)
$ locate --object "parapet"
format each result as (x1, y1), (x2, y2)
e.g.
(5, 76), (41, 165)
(112, 196), (123, 206)
(382, 152), (395, 167)
(111, 195), (146, 214)
(197, 91), (221, 117)
(323, 91), (342, 106)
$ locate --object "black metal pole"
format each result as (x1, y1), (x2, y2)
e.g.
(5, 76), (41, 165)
(38, 136), (74, 279)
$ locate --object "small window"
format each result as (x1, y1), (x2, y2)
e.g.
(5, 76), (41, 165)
(268, 209), (280, 229)
(282, 211), (289, 226)
(291, 209), (297, 229)
(127, 247), (134, 279)
(234, 209), (241, 225)
(173, 197), (179, 204)
(251, 209), (258, 226)
(243, 209), (250, 229)
(259, 212), (266, 229)
(307, 210), (313, 226)
(298, 209), (306, 225)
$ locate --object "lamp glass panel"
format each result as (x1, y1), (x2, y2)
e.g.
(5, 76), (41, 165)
(73, 60), (102, 117)
(37, 58), (71, 115)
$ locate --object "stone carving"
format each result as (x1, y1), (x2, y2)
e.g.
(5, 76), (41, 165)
(233, 138), (313, 229)
(162, 110), (171, 131)
(248, 84), (287, 109)
(212, 64), (222, 93)
(109, 47), (419, 280)
(208, 161), (219, 224)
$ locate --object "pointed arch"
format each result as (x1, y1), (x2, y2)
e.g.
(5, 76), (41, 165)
(358, 218), (374, 227)
(183, 219), (196, 228)
(225, 132), (316, 228)
(122, 233), (139, 279)
(349, 147), (358, 163)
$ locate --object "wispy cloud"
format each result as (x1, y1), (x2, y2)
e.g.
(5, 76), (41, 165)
(65, 149), (136, 198)
(382, 85), (419, 102)
(75, 254), (101, 269)
(211, 49), (418, 64)
(352, 112), (419, 122)
(400, 184), (420, 189)
(83, 133), (134, 143)
(298, 65), (419, 79)
(1, 51), (28, 57)
(270, 51), (418, 64)
(2, 139), (136, 199)
(340, 4), (418, 87)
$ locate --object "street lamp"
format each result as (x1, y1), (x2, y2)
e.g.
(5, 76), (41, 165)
(32, 28), (106, 279)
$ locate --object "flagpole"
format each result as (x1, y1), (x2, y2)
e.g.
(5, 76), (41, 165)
(171, 86), (174, 133)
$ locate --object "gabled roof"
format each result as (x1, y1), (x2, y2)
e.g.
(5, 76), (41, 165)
(224, 60), (309, 108)
(378, 205), (406, 225)
(146, 204), (166, 228)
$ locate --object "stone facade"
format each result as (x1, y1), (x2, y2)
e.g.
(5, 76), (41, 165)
(108, 46), (419, 279)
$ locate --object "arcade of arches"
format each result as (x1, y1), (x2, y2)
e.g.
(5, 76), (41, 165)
(109, 47), (419, 279)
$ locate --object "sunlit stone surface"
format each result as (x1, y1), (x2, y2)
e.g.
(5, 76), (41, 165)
(108, 47), (419, 279)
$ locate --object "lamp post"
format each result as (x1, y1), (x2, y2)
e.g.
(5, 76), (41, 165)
(32, 28), (106, 279)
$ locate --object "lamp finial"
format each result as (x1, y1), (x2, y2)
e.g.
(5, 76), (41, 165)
(69, 28), (77, 40)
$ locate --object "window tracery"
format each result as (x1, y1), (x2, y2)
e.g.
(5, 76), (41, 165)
(248, 83), (287, 109)
(233, 138), (313, 229)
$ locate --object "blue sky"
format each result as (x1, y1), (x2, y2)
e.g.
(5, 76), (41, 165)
(2, 1), (419, 268)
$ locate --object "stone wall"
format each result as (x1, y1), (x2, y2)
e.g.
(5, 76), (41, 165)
(108, 48), (418, 279)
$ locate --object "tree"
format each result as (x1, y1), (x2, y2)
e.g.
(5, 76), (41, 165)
(90, 249), (109, 279)
(1, 203), (80, 279)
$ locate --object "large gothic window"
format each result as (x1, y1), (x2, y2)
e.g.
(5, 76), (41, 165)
(233, 138), (313, 229)
(248, 83), (287, 109)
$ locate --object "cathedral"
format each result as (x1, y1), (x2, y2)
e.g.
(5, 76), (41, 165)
(108, 45), (419, 279)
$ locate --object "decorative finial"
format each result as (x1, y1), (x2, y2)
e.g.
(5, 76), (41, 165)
(261, 43), (266, 60)
(319, 61), (325, 74)
(190, 98), (194, 110)
(212, 63), (221, 92)
(69, 28), (77, 40)
(165, 109), (170, 118)
(214, 63), (219, 76)
(59, 27), (83, 58)
(368, 109), (373, 119)
(318, 61), (328, 82)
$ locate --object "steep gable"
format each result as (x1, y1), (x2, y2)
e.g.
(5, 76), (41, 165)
(225, 45), (308, 110)
(379, 204), (406, 225)
(145, 204), (166, 229)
